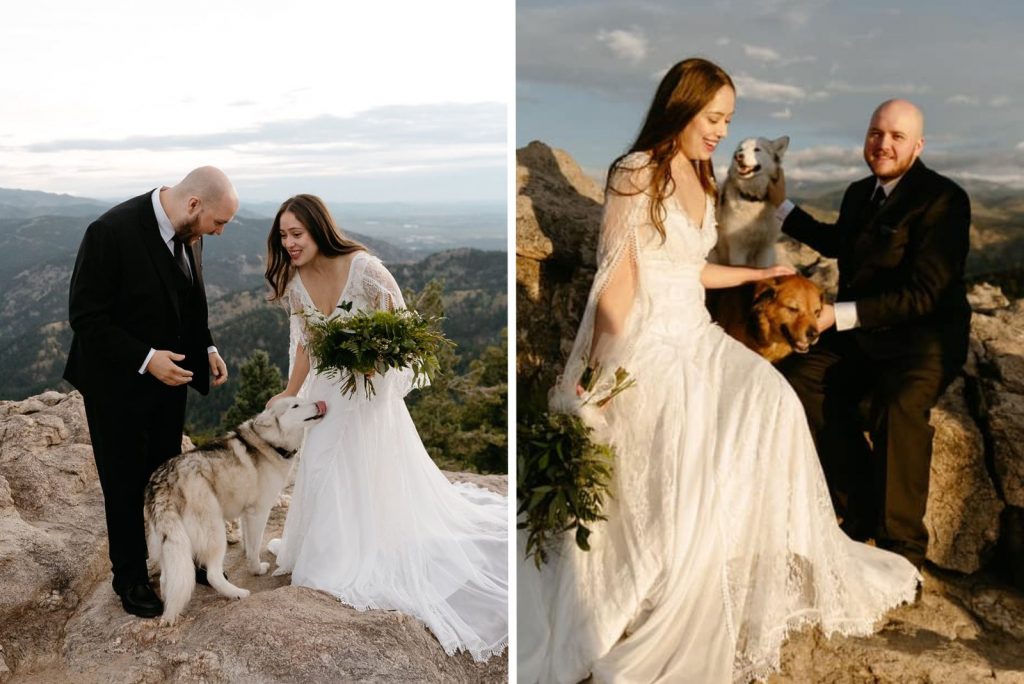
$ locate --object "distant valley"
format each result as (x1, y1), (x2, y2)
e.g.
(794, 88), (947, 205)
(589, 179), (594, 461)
(0, 187), (508, 435)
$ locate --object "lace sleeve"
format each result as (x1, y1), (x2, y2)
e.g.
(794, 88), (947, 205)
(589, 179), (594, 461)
(358, 255), (420, 396)
(550, 153), (650, 414)
(284, 280), (313, 397)
(359, 255), (406, 311)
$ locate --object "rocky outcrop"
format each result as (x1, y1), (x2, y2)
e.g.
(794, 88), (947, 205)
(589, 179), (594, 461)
(518, 140), (1024, 682)
(0, 391), (507, 683)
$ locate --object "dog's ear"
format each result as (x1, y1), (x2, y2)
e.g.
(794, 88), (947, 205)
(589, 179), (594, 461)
(753, 281), (777, 308)
(771, 136), (790, 159)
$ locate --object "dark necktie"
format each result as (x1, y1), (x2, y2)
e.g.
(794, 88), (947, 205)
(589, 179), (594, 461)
(173, 236), (193, 284)
(868, 185), (886, 214)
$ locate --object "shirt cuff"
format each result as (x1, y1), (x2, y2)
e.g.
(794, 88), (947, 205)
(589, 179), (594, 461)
(208, 346), (218, 355)
(139, 348), (156, 374)
(834, 301), (860, 331)
(775, 199), (795, 224)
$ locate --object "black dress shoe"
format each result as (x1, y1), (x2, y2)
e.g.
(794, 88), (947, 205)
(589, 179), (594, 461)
(195, 567), (227, 586)
(119, 581), (163, 618)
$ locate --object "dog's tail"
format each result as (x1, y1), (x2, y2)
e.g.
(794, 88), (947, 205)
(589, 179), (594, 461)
(145, 481), (195, 625)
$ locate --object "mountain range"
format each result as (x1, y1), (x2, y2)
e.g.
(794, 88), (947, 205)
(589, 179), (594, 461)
(0, 188), (508, 433)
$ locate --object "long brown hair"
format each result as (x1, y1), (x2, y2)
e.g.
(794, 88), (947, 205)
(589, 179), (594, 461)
(608, 57), (734, 240)
(265, 194), (367, 300)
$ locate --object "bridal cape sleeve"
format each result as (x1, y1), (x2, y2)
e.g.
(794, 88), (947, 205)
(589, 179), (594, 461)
(550, 152), (653, 414)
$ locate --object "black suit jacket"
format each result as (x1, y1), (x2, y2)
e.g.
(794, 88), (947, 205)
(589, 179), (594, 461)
(782, 159), (971, 363)
(64, 191), (215, 402)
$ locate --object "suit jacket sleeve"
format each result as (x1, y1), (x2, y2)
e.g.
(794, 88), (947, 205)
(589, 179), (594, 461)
(68, 219), (151, 373)
(780, 184), (863, 259)
(855, 184), (971, 329)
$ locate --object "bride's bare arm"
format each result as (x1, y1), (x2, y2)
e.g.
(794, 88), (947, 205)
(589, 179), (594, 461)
(701, 263), (794, 289)
(590, 256), (637, 361)
(267, 342), (310, 407)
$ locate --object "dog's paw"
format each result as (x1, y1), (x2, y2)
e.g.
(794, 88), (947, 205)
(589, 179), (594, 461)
(159, 615), (177, 628)
(249, 561), (270, 576)
(234, 588), (251, 600)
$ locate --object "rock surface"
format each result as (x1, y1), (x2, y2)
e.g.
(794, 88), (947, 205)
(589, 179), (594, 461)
(0, 391), (507, 683)
(518, 140), (1024, 681)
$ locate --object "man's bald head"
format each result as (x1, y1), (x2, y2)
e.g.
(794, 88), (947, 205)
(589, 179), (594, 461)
(863, 99), (926, 182)
(164, 166), (239, 243)
(174, 166), (238, 207)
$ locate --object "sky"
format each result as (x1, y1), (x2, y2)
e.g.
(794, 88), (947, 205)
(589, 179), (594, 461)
(0, 0), (511, 204)
(518, 0), (1024, 190)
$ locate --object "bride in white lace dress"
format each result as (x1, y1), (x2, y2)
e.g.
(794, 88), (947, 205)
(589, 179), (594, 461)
(518, 58), (919, 683)
(263, 194), (507, 661)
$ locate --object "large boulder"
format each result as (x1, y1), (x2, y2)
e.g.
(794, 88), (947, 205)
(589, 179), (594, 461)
(516, 140), (604, 402)
(0, 391), (508, 683)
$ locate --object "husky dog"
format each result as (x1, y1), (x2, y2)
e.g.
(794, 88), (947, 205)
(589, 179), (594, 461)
(714, 135), (790, 267)
(144, 397), (327, 625)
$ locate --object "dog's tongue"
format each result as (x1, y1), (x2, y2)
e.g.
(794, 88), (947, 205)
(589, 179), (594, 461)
(315, 400), (327, 416)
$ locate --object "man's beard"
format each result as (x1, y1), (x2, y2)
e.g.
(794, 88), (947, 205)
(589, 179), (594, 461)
(174, 214), (201, 244)
(866, 152), (915, 182)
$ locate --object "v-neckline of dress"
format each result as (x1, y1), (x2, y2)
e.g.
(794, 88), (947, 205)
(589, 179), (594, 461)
(296, 252), (361, 318)
(668, 192), (710, 232)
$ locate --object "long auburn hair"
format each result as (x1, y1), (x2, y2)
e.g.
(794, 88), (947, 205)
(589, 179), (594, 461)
(607, 57), (734, 240)
(265, 194), (367, 301)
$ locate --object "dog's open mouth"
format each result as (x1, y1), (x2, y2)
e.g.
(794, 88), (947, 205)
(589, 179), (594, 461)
(781, 326), (813, 354)
(736, 163), (762, 177)
(305, 400), (328, 421)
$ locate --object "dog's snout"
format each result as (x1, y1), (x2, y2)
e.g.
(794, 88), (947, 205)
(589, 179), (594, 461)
(807, 328), (819, 343)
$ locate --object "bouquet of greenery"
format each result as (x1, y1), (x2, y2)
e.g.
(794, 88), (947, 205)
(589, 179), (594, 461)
(302, 302), (454, 399)
(517, 362), (636, 568)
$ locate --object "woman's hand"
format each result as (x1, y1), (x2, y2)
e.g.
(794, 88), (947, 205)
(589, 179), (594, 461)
(265, 390), (297, 409)
(756, 264), (796, 280)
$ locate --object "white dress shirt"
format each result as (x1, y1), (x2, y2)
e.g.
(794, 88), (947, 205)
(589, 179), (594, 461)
(138, 188), (218, 375)
(774, 175), (903, 332)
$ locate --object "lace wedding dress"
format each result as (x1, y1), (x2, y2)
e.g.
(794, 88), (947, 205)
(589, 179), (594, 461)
(518, 153), (920, 683)
(270, 250), (508, 661)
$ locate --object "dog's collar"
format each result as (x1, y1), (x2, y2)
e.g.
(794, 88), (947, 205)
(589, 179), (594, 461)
(736, 188), (767, 202)
(235, 423), (295, 459)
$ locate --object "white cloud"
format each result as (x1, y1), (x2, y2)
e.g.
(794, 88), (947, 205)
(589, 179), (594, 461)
(716, 37), (731, 46)
(947, 94), (980, 106)
(1016, 142), (1024, 151)
(990, 96), (1011, 107)
(744, 45), (782, 63)
(771, 108), (793, 119)
(596, 28), (648, 63)
(732, 74), (810, 103)
(826, 80), (930, 95)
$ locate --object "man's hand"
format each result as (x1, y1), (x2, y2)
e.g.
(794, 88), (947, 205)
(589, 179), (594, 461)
(146, 350), (193, 386)
(817, 303), (836, 332)
(209, 351), (228, 387)
(767, 167), (786, 208)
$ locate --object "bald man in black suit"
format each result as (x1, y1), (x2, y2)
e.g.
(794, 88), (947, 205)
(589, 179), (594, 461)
(64, 167), (237, 616)
(770, 100), (971, 568)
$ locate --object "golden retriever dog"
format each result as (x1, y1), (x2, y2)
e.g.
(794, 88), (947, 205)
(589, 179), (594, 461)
(709, 275), (824, 363)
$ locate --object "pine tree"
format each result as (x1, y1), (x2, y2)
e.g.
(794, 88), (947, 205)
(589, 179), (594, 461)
(220, 350), (284, 431)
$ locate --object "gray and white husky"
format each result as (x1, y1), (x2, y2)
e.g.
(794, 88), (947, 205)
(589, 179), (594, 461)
(714, 135), (790, 267)
(144, 397), (326, 625)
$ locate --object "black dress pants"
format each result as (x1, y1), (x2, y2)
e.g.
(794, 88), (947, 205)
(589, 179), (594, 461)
(778, 332), (955, 559)
(83, 380), (187, 593)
